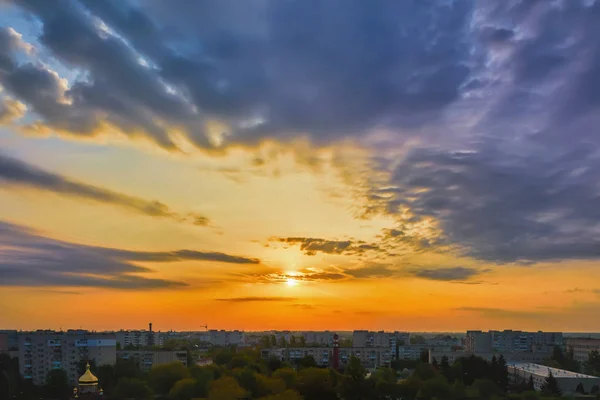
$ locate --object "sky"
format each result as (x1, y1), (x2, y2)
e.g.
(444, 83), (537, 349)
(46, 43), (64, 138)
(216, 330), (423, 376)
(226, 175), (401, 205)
(1, 0), (600, 332)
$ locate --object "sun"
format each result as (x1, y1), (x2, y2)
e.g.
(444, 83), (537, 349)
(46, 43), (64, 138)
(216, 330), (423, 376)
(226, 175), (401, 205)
(285, 278), (298, 287)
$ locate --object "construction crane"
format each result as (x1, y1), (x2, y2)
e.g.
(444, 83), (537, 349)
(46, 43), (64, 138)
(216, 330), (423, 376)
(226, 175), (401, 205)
(199, 324), (208, 331)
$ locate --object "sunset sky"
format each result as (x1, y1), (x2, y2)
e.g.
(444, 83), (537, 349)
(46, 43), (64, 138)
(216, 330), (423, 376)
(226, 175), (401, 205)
(1, 0), (600, 332)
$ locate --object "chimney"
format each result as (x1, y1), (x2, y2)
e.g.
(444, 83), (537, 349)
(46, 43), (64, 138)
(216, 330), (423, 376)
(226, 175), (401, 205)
(149, 322), (153, 332)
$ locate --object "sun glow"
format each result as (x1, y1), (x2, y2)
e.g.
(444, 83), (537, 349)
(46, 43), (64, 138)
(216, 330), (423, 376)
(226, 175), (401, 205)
(285, 278), (298, 287)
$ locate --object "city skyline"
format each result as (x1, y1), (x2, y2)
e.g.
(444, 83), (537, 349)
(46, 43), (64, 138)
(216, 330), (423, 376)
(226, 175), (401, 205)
(2, 0), (600, 332)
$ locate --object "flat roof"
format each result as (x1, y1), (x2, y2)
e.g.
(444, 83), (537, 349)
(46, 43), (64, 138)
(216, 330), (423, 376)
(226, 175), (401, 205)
(508, 363), (599, 379)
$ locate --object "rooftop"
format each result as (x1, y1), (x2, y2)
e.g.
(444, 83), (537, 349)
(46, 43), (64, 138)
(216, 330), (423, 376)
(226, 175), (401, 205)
(508, 363), (599, 379)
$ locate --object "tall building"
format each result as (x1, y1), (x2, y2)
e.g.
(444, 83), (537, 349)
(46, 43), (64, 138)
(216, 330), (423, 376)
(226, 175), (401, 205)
(302, 331), (334, 347)
(466, 330), (562, 353)
(352, 331), (410, 355)
(114, 329), (162, 349)
(208, 330), (245, 346)
(261, 346), (393, 369)
(566, 338), (600, 364)
(18, 330), (116, 386)
(117, 350), (187, 372)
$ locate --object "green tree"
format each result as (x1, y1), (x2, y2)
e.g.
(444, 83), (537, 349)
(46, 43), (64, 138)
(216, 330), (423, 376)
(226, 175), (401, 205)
(420, 349), (429, 363)
(296, 355), (317, 369)
(268, 356), (283, 372)
(259, 389), (302, 400)
(279, 336), (288, 348)
(115, 357), (143, 380)
(296, 367), (337, 400)
(418, 375), (452, 399)
(270, 335), (277, 347)
(299, 336), (306, 347)
(575, 382), (585, 394)
(228, 355), (250, 370)
(473, 378), (502, 399)
(290, 336), (297, 346)
(337, 356), (373, 400)
(256, 374), (286, 397)
(208, 376), (248, 400)
(262, 336), (272, 348)
(540, 371), (562, 397)
(0, 354), (20, 400)
(148, 362), (190, 395)
(97, 364), (117, 396)
(585, 350), (600, 376)
(372, 367), (396, 384)
(273, 367), (297, 389)
(496, 355), (509, 391)
(191, 365), (215, 397)
(115, 377), (153, 400)
(168, 378), (196, 400)
(44, 369), (70, 400)
(410, 335), (426, 345)
(528, 375), (535, 391)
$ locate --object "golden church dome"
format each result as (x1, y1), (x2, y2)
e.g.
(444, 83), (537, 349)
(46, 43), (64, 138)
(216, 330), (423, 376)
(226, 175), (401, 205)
(78, 362), (98, 386)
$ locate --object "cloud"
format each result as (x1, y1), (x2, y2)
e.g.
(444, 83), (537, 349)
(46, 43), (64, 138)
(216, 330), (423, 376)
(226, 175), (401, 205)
(0, 96), (26, 123)
(1, 0), (473, 149)
(268, 236), (382, 256)
(0, 220), (259, 289)
(410, 267), (484, 282)
(455, 307), (545, 320)
(344, 263), (397, 278)
(0, 153), (210, 226)
(214, 297), (297, 303)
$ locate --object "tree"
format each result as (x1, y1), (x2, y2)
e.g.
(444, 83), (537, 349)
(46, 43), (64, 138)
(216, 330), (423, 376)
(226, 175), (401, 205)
(431, 357), (439, 369)
(299, 336), (306, 347)
(279, 336), (288, 348)
(259, 389), (302, 400)
(268, 356), (283, 372)
(208, 376), (248, 400)
(256, 374), (286, 397)
(496, 355), (508, 391)
(420, 349), (429, 363)
(115, 357), (143, 380)
(372, 367), (396, 384)
(540, 371), (562, 397)
(410, 335), (426, 345)
(97, 364), (117, 396)
(575, 382), (585, 394)
(337, 356), (373, 400)
(528, 375), (535, 391)
(270, 335), (277, 347)
(290, 336), (297, 346)
(189, 365), (214, 398)
(585, 350), (600, 376)
(296, 355), (317, 369)
(296, 367), (337, 400)
(473, 378), (502, 399)
(115, 377), (153, 400)
(44, 369), (70, 400)
(418, 375), (452, 400)
(168, 378), (196, 400)
(273, 368), (297, 389)
(590, 384), (599, 394)
(148, 362), (190, 395)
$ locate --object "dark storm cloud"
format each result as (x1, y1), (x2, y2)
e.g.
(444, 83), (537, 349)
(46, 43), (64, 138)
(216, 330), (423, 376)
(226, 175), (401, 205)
(0, 220), (259, 289)
(0, 153), (210, 226)
(3, 0), (473, 148)
(410, 267), (483, 282)
(268, 237), (382, 256)
(372, 145), (600, 263)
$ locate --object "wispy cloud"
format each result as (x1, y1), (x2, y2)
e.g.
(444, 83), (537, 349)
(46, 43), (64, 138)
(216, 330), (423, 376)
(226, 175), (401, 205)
(267, 236), (383, 256)
(0, 220), (259, 290)
(214, 297), (298, 303)
(0, 153), (210, 226)
(410, 267), (486, 282)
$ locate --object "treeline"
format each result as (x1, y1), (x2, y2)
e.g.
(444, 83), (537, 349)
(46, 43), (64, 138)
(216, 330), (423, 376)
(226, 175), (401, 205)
(2, 347), (600, 400)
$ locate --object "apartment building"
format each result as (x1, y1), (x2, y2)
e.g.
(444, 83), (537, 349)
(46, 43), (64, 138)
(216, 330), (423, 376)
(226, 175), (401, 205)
(0, 330), (18, 351)
(117, 350), (187, 372)
(18, 330), (116, 386)
(566, 338), (600, 364)
(465, 330), (562, 353)
(207, 330), (245, 346)
(302, 331), (335, 347)
(261, 346), (393, 369)
(352, 331), (410, 354)
(114, 330), (162, 349)
(508, 363), (600, 396)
